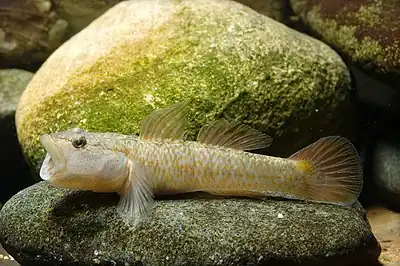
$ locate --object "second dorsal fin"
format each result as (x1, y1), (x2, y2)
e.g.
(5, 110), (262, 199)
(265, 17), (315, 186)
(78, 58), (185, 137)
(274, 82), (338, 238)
(140, 101), (190, 141)
(196, 119), (272, 151)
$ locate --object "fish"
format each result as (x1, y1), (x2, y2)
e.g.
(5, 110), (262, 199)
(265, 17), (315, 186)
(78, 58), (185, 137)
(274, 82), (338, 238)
(39, 101), (363, 223)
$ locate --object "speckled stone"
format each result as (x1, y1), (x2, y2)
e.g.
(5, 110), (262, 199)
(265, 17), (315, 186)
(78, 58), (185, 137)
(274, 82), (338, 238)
(15, 0), (357, 180)
(290, 0), (400, 87)
(0, 182), (380, 266)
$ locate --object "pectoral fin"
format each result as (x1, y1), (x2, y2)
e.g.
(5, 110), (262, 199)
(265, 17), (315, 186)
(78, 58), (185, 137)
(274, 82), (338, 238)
(117, 160), (153, 224)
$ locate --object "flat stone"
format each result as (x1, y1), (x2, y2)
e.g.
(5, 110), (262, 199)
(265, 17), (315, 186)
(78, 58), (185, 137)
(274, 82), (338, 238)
(0, 182), (380, 265)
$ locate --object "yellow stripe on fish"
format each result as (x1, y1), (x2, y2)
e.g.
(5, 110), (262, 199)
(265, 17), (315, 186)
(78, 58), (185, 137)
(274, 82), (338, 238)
(39, 101), (363, 224)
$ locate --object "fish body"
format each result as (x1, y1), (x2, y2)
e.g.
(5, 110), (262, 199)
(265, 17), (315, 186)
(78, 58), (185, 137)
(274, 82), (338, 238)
(134, 140), (302, 198)
(39, 101), (363, 223)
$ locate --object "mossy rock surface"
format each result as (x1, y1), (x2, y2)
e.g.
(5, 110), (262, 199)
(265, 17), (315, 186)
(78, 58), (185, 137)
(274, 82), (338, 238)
(290, 0), (400, 87)
(0, 182), (381, 265)
(16, 0), (356, 179)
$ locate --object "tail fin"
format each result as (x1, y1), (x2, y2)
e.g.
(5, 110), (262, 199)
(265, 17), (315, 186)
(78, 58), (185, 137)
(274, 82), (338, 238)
(289, 136), (363, 205)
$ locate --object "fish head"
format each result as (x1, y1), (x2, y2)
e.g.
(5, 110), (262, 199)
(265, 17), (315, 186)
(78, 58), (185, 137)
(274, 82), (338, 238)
(39, 128), (130, 192)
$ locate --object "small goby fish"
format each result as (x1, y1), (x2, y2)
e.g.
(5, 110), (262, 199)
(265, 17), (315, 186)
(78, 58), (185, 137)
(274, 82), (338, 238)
(39, 101), (363, 223)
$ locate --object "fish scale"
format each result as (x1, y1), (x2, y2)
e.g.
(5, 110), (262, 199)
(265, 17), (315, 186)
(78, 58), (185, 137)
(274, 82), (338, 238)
(133, 139), (305, 197)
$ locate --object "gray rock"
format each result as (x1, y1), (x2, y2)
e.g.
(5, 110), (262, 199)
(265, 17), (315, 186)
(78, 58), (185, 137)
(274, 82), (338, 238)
(0, 69), (33, 118)
(0, 182), (380, 265)
(372, 137), (400, 206)
(0, 69), (35, 203)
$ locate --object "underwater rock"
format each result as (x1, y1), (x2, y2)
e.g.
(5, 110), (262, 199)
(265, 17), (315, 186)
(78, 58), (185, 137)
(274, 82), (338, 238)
(290, 0), (400, 88)
(0, 182), (380, 266)
(0, 69), (33, 119)
(0, 69), (35, 203)
(371, 136), (400, 207)
(0, 0), (68, 69)
(16, 0), (357, 179)
(52, 0), (123, 39)
(235, 0), (292, 24)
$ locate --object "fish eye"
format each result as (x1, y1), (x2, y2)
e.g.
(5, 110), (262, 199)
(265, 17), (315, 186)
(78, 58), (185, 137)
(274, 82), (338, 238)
(72, 136), (87, 148)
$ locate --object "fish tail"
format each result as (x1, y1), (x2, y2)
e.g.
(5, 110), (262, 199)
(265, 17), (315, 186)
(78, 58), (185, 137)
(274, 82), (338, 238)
(289, 136), (363, 205)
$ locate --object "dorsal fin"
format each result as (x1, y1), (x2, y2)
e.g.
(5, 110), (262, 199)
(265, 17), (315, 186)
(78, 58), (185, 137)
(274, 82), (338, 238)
(140, 101), (190, 140)
(196, 119), (272, 150)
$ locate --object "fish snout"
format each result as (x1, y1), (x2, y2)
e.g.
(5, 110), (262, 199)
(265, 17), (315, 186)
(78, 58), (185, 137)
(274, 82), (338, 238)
(40, 134), (65, 166)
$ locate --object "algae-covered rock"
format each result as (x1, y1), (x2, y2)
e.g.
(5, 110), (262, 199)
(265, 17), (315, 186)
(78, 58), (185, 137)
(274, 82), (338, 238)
(0, 182), (381, 265)
(16, 0), (357, 179)
(290, 0), (400, 87)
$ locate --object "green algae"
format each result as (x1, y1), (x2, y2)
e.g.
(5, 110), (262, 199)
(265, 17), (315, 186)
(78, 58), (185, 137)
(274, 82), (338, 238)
(18, 0), (355, 177)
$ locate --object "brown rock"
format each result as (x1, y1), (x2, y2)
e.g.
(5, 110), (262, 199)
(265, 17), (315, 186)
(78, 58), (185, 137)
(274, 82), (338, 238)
(0, 0), (68, 68)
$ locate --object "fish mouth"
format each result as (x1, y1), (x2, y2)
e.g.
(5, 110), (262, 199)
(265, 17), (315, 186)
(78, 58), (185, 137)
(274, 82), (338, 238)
(39, 134), (65, 181)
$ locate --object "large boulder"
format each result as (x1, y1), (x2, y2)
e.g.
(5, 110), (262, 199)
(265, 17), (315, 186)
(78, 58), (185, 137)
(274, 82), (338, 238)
(15, 0), (357, 179)
(0, 182), (380, 265)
